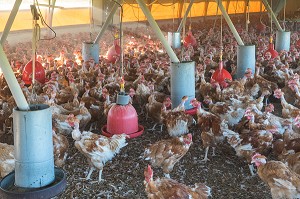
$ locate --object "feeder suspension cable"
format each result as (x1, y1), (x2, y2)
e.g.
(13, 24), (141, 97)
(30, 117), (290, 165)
(283, 0), (286, 31)
(246, 0), (250, 32)
(213, 4), (219, 30)
(35, 0), (56, 40)
(270, 0), (273, 36)
(172, 0), (175, 32)
(220, 1), (223, 61)
(112, 0), (124, 78)
(181, 0), (187, 61)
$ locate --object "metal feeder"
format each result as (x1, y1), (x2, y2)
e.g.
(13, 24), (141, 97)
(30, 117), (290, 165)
(102, 93), (144, 138)
(167, 32), (181, 49)
(0, 168), (66, 199)
(171, 61), (195, 110)
(275, 31), (290, 52)
(0, 104), (66, 198)
(82, 41), (100, 63)
(236, 45), (256, 79)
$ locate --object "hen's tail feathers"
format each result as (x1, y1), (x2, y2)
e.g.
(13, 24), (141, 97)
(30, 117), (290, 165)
(192, 183), (212, 197)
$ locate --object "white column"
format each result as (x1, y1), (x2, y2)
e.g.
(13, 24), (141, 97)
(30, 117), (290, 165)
(215, 0), (244, 46)
(0, 0), (22, 45)
(262, 0), (283, 32)
(136, 0), (180, 63)
(94, 0), (120, 44)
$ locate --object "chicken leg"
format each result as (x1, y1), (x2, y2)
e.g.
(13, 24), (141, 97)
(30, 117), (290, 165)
(86, 167), (95, 180)
(201, 147), (210, 162)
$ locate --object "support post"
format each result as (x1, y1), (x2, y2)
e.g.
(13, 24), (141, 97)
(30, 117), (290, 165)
(94, 0), (120, 44)
(177, 0), (194, 33)
(0, 0), (22, 45)
(215, 0), (244, 46)
(0, 45), (29, 111)
(136, 0), (179, 63)
(262, 0), (283, 32)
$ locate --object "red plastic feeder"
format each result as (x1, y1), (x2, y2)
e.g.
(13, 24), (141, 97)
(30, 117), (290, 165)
(185, 107), (197, 115)
(102, 94), (144, 138)
(183, 31), (197, 48)
(22, 60), (46, 85)
(296, 40), (300, 49)
(106, 39), (121, 63)
(211, 61), (232, 88)
(264, 37), (278, 59)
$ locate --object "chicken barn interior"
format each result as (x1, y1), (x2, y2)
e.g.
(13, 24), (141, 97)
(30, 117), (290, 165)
(0, 0), (300, 198)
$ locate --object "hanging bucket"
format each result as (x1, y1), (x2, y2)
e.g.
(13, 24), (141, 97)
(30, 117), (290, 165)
(14, 104), (54, 188)
(82, 42), (100, 63)
(170, 61), (195, 110)
(275, 31), (290, 52)
(168, 32), (181, 49)
(236, 45), (256, 79)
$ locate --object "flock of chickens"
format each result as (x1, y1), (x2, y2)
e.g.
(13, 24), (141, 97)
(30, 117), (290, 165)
(0, 14), (300, 198)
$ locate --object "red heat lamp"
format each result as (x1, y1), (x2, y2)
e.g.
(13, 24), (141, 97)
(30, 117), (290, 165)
(264, 36), (278, 59)
(106, 39), (121, 63)
(183, 30), (197, 48)
(22, 60), (46, 85)
(102, 82), (144, 138)
(211, 60), (232, 88)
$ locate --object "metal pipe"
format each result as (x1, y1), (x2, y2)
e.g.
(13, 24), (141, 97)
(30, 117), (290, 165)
(177, 0), (194, 33)
(0, 0), (22, 45)
(215, 0), (244, 46)
(0, 45), (30, 111)
(94, 0), (120, 44)
(262, 0), (283, 32)
(48, 0), (56, 36)
(136, 0), (180, 63)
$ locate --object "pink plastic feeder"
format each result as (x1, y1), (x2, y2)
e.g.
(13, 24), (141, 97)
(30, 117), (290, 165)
(22, 60), (45, 85)
(102, 94), (144, 138)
